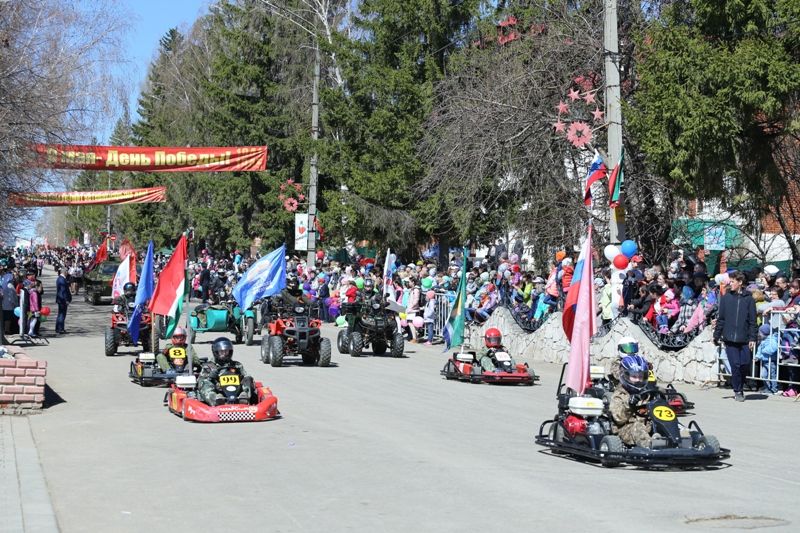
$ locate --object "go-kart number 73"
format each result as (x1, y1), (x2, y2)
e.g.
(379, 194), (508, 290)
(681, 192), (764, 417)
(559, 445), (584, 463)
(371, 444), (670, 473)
(652, 406), (676, 421)
(219, 375), (240, 386)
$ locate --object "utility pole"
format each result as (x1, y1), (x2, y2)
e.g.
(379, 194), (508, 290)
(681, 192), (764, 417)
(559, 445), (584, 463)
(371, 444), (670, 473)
(604, 0), (626, 243)
(306, 45), (320, 269)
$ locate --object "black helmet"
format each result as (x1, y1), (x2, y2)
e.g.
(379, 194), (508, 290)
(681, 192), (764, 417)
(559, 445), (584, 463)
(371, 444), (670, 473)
(287, 274), (299, 291)
(364, 278), (375, 291)
(123, 282), (136, 298)
(211, 337), (234, 365)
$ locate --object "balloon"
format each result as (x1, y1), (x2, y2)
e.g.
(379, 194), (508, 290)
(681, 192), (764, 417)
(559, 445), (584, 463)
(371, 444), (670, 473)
(400, 320), (408, 328)
(620, 240), (638, 259)
(335, 316), (347, 327)
(316, 250), (325, 260)
(421, 278), (434, 290)
(399, 312), (407, 320)
(613, 254), (630, 270)
(13, 307), (20, 317)
(555, 250), (567, 262)
(412, 316), (424, 329)
(511, 264), (520, 273)
(426, 290), (436, 300)
(389, 253), (397, 264)
(604, 245), (620, 262)
(40, 306), (51, 317)
(355, 277), (364, 289)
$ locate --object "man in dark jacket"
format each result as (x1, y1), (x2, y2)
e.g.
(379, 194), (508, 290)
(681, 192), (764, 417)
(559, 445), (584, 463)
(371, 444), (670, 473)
(713, 271), (757, 402)
(56, 268), (72, 334)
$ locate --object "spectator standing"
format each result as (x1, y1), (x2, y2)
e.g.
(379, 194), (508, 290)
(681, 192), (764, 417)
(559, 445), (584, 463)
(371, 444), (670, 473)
(56, 268), (71, 334)
(713, 271), (757, 402)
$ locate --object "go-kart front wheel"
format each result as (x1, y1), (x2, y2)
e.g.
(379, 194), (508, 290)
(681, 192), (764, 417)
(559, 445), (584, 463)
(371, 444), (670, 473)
(599, 435), (625, 467)
(696, 435), (720, 453)
(269, 335), (285, 367)
(318, 338), (332, 367)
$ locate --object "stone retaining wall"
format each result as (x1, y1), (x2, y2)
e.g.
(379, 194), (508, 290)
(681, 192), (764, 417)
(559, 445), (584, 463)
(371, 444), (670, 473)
(468, 308), (720, 385)
(0, 349), (47, 414)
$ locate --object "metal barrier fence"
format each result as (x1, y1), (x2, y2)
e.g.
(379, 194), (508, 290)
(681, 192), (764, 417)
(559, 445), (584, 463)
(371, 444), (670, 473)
(433, 293), (452, 339)
(718, 310), (800, 391)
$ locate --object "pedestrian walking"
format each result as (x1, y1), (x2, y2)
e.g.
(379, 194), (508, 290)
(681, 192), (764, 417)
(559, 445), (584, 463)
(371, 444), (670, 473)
(713, 271), (757, 402)
(56, 268), (71, 334)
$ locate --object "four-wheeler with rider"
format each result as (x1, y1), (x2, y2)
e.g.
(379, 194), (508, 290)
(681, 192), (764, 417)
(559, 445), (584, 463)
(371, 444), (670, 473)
(337, 294), (405, 358)
(105, 282), (157, 356)
(260, 299), (332, 367)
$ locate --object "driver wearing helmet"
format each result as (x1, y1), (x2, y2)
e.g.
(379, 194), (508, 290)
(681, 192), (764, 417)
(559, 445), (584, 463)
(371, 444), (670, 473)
(609, 354), (653, 448)
(113, 282), (137, 312)
(609, 336), (640, 384)
(197, 337), (254, 406)
(476, 328), (506, 372)
(276, 274), (308, 309)
(156, 326), (197, 373)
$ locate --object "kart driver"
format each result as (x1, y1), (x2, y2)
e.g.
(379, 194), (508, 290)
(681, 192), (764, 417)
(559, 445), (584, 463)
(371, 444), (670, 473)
(476, 328), (506, 372)
(609, 336), (641, 385)
(157, 326), (197, 373)
(197, 337), (254, 406)
(113, 282), (137, 312)
(609, 354), (653, 448)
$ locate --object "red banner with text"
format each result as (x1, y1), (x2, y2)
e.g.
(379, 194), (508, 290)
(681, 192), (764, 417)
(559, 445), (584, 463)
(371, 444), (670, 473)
(9, 186), (167, 207)
(32, 144), (268, 172)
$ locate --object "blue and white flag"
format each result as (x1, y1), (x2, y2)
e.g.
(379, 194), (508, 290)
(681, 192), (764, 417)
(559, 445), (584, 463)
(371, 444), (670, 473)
(232, 244), (287, 311)
(130, 240), (155, 344)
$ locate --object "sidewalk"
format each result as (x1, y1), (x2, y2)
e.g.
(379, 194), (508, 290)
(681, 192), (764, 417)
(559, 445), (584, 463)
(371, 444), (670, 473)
(0, 416), (58, 533)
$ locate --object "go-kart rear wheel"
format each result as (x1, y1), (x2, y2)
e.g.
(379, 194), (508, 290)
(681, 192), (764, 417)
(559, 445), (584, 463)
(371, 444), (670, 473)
(349, 331), (364, 357)
(548, 422), (567, 454)
(260, 335), (269, 363)
(372, 340), (387, 356)
(318, 338), (332, 367)
(599, 435), (624, 467)
(104, 327), (118, 357)
(696, 435), (720, 453)
(269, 335), (284, 367)
(337, 329), (350, 354)
(245, 317), (255, 346)
(390, 332), (405, 358)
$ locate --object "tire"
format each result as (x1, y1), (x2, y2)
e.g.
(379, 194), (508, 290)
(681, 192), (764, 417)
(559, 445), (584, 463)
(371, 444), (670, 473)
(104, 328), (118, 357)
(269, 335), (284, 367)
(372, 340), (387, 356)
(548, 422), (568, 454)
(390, 332), (405, 358)
(696, 435), (721, 453)
(91, 291), (100, 306)
(318, 338), (332, 367)
(599, 435), (625, 467)
(245, 317), (255, 346)
(349, 331), (364, 357)
(260, 335), (269, 363)
(337, 329), (350, 354)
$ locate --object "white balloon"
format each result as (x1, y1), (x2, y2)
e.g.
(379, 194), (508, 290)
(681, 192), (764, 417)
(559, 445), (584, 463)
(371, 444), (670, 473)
(603, 245), (620, 262)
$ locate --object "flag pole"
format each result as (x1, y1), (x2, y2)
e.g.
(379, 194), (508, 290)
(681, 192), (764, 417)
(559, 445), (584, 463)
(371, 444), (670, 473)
(183, 234), (192, 375)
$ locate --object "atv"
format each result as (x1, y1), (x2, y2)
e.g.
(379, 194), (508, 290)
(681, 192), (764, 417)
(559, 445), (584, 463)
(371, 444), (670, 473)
(338, 295), (404, 358)
(535, 365), (730, 468)
(104, 300), (157, 356)
(260, 300), (332, 367)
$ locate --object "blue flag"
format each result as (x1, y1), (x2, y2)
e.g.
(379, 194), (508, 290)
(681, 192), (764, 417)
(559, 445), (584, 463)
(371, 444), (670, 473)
(130, 240), (155, 344)
(232, 244), (287, 311)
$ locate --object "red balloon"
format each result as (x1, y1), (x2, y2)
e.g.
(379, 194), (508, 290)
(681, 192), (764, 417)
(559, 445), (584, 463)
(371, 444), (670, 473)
(613, 254), (630, 270)
(316, 250), (324, 260)
(40, 306), (51, 317)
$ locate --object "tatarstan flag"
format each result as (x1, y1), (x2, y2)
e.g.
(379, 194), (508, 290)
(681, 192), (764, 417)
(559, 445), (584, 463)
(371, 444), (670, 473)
(149, 234), (187, 338)
(608, 147), (625, 208)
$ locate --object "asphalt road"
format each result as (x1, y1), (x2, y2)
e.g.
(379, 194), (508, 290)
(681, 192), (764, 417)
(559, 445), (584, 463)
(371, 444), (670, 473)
(21, 269), (800, 533)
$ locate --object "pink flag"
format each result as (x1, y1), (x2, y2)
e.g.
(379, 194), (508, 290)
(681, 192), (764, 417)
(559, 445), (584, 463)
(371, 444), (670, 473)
(565, 225), (596, 395)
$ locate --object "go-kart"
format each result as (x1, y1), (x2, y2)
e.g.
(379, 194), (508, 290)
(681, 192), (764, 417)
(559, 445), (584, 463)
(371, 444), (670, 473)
(260, 301), (332, 367)
(164, 370), (280, 423)
(535, 364), (730, 468)
(129, 347), (206, 387)
(189, 299), (247, 344)
(104, 300), (157, 356)
(587, 364), (694, 415)
(441, 348), (538, 385)
(337, 296), (404, 358)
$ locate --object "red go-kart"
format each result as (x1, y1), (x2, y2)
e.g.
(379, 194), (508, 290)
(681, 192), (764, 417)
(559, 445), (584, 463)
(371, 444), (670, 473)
(441, 349), (538, 385)
(165, 374), (280, 423)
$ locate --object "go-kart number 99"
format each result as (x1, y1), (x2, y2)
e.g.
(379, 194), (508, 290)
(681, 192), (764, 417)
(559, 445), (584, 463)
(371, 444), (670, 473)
(169, 347), (186, 359)
(219, 375), (240, 386)
(652, 406), (676, 421)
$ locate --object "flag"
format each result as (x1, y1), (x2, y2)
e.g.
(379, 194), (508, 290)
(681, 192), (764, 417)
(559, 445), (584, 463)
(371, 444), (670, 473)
(562, 225), (596, 395)
(119, 239), (137, 284)
(88, 239), (108, 272)
(443, 247), (469, 350)
(129, 240), (154, 344)
(232, 244), (287, 311)
(149, 235), (187, 338)
(382, 248), (394, 298)
(583, 150), (607, 206)
(608, 148), (625, 208)
(110, 255), (133, 300)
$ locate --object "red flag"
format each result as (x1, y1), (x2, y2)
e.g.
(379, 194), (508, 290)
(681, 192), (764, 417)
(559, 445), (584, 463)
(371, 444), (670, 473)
(314, 217), (325, 242)
(88, 239), (108, 272)
(149, 235), (187, 317)
(119, 239), (137, 284)
(563, 225), (596, 395)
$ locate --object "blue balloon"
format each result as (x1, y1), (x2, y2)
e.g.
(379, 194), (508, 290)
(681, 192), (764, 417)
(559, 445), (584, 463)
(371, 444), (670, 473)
(620, 240), (638, 259)
(13, 307), (21, 317)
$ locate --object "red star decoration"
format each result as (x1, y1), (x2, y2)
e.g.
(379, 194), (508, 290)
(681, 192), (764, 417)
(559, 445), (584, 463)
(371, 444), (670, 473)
(553, 120), (566, 133)
(556, 101), (569, 114)
(583, 92), (596, 104)
(567, 88), (580, 101)
(591, 108), (604, 122)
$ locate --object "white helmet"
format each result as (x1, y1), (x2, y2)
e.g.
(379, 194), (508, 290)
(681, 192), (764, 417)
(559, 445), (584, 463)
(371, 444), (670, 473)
(617, 336), (639, 356)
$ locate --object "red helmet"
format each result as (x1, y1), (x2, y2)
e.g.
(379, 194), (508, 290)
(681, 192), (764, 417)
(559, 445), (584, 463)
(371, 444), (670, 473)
(484, 327), (502, 348)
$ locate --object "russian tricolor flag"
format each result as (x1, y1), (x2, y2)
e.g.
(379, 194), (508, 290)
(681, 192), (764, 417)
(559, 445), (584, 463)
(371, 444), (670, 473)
(562, 225), (596, 395)
(583, 150), (607, 206)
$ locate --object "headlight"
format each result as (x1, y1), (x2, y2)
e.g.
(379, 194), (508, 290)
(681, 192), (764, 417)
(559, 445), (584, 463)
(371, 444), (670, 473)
(294, 306), (305, 314)
(372, 303), (380, 310)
